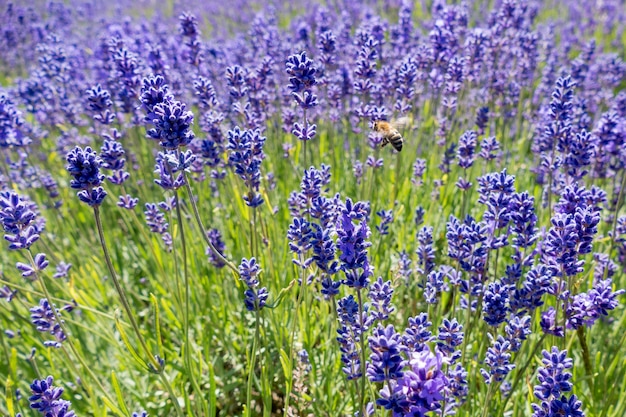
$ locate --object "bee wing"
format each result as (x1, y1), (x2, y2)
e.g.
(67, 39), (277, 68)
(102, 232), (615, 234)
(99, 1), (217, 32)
(391, 116), (411, 131)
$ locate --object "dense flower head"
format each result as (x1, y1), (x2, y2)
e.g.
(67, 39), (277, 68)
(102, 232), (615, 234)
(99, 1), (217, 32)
(480, 335), (515, 384)
(144, 203), (172, 251)
(377, 347), (447, 415)
(140, 74), (173, 121)
(437, 318), (463, 361)
(368, 277), (395, 321)
(310, 222), (339, 276)
(285, 51), (317, 94)
(543, 213), (584, 277)
(367, 324), (405, 382)
(66, 146), (104, 190)
(238, 258), (268, 311)
(29, 376), (76, 417)
(483, 280), (510, 326)
(531, 347), (584, 417)
(457, 130), (477, 169)
(509, 191), (538, 250)
(227, 126), (266, 207)
(336, 294), (367, 380)
(336, 198), (372, 289)
(146, 100), (195, 150)
(0, 90), (31, 148)
(85, 84), (114, 124)
(0, 191), (44, 250)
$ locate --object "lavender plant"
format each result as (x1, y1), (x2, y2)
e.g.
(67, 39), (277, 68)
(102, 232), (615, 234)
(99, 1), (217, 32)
(0, 1), (625, 417)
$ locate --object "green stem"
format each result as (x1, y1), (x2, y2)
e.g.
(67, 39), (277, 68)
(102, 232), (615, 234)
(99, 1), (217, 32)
(174, 190), (206, 416)
(183, 175), (239, 275)
(284, 256), (307, 416)
(356, 288), (367, 415)
(93, 207), (184, 417)
(246, 309), (261, 417)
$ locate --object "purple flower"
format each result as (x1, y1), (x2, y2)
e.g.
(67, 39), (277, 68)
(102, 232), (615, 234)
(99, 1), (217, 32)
(412, 158), (426, 186)
(402, 313), (433, 351)
(483, 280), (510, 327)
(140, 75), (173, 122)
(565, 130), (593, 180)
(0, 90), (31, 148)
(416, 226), (435, 277)
(0, 191), (44, 250)
(505, 315), (532, 352)
(437, 318), (463, 362)
(227, 127), (266, 208)
(540, 307), (564, 337)
(29, 376), (76, 417)
(206, 229), (227, 269)
(480, 335), (515, 384)
(457, 130), (477, 169)
(146, 100), (195, 150)
(30, 299), (72, 348)
(144, 203), (172, 252)
(336, 295), (366, 380)
(238, 258), (267, 311)
(53, 262), (72, 279)
(479, 136), (499, 161)
(367, 324), (405, 382)
(375, 209), (394, 236)
(85, 84), (115, 125)
(377, 347), (447, 415)
(100, 138), (128, 185)
(65, 146), (107, 207)
(531, 347), (584, 417)
(310, 223), (339, 276)
(1, 285), (17, 302)
(336, 198), (372, 289)
(368, 277), (395, 321)
(117, 195), (138, 210)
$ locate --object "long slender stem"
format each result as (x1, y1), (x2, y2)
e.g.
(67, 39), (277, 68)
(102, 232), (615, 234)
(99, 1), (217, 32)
(356, 288), (367, 415)
(183, 175), (239, 274)
(283, 256), (307, 416)
(93, 207), (184, 417)
(246, 309), (261, 417)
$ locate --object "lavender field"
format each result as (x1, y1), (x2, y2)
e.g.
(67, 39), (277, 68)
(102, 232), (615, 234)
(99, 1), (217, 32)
(1, 0), (626, 416)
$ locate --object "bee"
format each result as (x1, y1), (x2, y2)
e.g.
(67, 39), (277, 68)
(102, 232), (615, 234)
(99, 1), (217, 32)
(372, 118), (409, 152)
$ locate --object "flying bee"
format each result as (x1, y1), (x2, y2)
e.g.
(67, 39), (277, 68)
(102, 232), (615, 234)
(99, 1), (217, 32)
(372, 117), (410, 152)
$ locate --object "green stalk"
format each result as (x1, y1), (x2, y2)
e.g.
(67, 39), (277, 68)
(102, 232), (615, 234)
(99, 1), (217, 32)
(174, 190), (207, 416)
(93, 207), (183, 417)
(356, 288), (367, 415)
(246, 309), (261, 417)
(283, 255), (307, 416)
(183, 174), (239, 275)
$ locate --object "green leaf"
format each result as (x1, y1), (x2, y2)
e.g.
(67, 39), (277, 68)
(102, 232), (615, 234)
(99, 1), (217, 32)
(5, 375), (14, 416)
(150, 294), (163, 357)
(115, 317), (149, 372)
(111, 371), (130, 417)
(265, 279), (296, 309)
